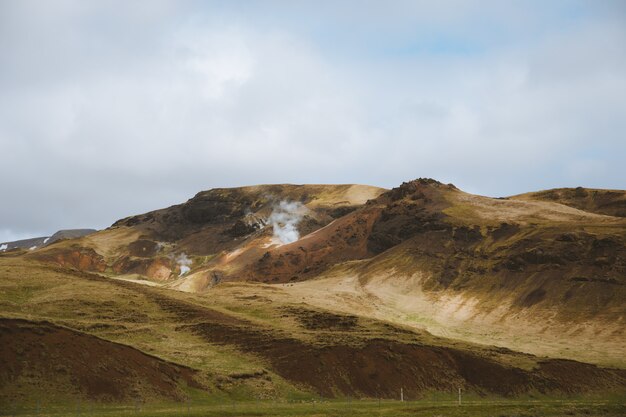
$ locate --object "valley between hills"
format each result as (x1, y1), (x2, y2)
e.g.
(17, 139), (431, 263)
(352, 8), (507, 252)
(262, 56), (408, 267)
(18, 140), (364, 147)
(1, 179), (625, 413)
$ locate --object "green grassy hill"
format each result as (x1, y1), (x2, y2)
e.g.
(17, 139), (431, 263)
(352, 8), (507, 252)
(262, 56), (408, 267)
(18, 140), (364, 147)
(1, 179), (625, 410)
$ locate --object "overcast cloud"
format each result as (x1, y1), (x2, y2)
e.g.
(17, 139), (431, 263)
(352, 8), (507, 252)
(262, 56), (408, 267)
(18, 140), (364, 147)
(1, 0), (625, 241)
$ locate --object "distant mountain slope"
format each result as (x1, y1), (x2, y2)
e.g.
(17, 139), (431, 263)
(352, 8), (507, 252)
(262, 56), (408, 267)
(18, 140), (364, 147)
(50, 229), (98, 241)
(0, 229), (96, 252)
(0, 236), (48, 252)
(510, 187), (626, 217)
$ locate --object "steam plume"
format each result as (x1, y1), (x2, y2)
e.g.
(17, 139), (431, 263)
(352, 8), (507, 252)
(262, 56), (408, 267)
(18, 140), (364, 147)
(268, 201), (305, 244)
(176, 253), (192, 276)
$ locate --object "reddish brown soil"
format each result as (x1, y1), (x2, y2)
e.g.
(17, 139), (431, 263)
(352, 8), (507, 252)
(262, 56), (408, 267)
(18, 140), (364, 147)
(241, 206), (383, 283)
(27, 247), (107, 272)
(111, 184), (368, 256)
(223, 180), (469, 283)
(0, 319), (202, 402)
(112, 256), (173, 280)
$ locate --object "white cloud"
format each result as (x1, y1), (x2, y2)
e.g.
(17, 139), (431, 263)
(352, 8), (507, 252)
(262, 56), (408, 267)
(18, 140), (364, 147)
(0, 1), (625, 237)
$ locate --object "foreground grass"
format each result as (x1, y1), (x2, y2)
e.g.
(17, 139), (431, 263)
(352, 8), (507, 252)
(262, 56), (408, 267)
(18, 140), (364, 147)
(2, 399), (625, 417)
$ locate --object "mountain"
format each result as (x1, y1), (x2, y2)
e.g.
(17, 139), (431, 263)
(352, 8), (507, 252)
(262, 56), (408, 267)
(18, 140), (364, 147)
(26, 184), (386, 282)
(1, 179), (625, 406)
(21, 180), (626, 366)
(0, 229), (96, 252)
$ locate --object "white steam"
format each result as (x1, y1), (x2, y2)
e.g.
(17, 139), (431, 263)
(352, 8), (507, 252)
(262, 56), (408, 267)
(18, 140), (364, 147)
(176, 253), (192, 276)
(268, 201), (305, 245)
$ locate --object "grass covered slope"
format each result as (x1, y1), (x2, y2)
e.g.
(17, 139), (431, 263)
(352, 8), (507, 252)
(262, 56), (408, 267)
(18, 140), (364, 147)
(0, 318), (200, 403)
(1, 256), (625, 406)
(13, 179), (626, 368)
(2, 179), (625, 406)
(0, 257), (297, 405)
(511, 187), (626, 218)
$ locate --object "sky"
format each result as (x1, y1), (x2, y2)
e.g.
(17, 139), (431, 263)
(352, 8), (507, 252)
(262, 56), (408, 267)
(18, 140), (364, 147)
(1, 0), (625, 242)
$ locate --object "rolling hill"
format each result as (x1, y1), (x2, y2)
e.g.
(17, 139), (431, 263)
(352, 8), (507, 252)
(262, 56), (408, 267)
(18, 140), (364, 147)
(1, 179), (625, 407)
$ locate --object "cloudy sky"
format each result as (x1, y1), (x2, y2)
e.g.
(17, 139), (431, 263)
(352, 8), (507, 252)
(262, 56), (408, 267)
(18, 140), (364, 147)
(1, 1), (625, 242)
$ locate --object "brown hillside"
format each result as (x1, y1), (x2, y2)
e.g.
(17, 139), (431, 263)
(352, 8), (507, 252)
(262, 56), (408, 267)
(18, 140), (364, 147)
(511, 187), (626, 217)
(0, 318), (201, 404)
(18, 179), (626, 368)
(112, 183), (386, 255)
(185, 319), (626, 398)
(27, 184), (385, 281)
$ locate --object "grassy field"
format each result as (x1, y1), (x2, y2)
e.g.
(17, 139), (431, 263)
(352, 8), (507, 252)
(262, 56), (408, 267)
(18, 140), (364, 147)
(2, 398), (625, 417)
(3, 181), (625, 412)
(0, 256), (304, 403)
(1, 254), (625, 408)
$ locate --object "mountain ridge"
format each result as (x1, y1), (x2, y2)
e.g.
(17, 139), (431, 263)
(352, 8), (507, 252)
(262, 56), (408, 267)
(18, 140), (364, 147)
(2, 178), (625, 404)
(0, 229), (96, 252)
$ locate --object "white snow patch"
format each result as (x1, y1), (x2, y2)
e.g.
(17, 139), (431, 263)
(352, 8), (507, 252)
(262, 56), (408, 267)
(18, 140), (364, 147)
(0, 244), (7, 251)
(29, 246), (37, 250)
(43, 237), (50, 244)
